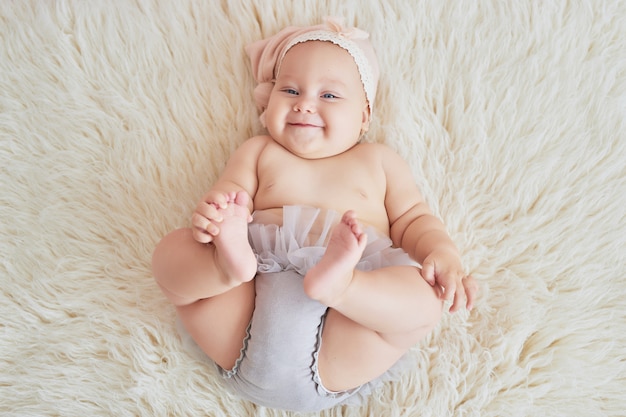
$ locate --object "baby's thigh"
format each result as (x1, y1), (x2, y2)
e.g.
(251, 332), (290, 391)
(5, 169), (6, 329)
(317, 310), (405, 393)
(176, 281), (255, 370)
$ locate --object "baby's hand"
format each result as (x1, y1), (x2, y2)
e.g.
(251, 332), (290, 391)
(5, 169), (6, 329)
(420, 249), (478, 313)
(191, 191), (236, 243)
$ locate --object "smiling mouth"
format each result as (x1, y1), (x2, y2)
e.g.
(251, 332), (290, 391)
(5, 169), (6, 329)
(288, 122), (321, 128)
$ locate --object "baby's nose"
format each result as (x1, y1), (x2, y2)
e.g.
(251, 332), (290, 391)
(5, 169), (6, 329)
(293, 96), (316, 113)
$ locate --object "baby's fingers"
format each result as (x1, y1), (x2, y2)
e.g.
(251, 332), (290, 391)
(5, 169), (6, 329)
(448, 281), (466, 313)
(191, 215), (215, 243)
(463, 275), (479, 311)
(420, 262), (437, 286)
(191, 212), (212, 232)
(446, 275), (479, 313)
(192, 227), (214, 244)
(196, 202), (224, 223)
(206, 192), (229, 210)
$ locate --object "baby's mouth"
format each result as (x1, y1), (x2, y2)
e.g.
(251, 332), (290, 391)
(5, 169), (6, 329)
(287, 120), (323, 128)
(290, 123), (319, 127)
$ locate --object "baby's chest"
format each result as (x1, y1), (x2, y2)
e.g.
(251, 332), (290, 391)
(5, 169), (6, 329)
(256, 159), (384, 207)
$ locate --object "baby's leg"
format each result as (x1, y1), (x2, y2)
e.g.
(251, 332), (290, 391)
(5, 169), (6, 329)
(304, 211), (443, 391)
(152, 191), (257, 305)
(152, 191), (257, 369)
(177, 280), (255, 370)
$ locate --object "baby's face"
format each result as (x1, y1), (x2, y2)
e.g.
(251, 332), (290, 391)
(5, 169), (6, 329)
(264, 41), (370, 159)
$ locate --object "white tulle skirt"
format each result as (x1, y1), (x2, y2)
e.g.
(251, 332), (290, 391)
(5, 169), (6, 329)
(248, 205), (418, 275)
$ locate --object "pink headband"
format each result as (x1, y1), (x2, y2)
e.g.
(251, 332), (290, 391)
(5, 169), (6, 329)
(245, 17), (380, 125)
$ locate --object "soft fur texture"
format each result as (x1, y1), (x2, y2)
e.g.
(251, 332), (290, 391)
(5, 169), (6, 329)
(1, 1), (625, 416)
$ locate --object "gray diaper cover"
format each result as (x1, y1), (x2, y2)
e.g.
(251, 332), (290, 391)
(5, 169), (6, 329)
(217, 206), (419, 412)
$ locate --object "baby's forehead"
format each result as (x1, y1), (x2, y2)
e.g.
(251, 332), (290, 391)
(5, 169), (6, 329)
(287, 39), (344, 51)
(281, 40), (353, 61)
(278, 41), (361, 76)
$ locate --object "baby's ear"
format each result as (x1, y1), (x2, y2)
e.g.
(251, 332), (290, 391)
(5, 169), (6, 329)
(361, 105), (371, 132)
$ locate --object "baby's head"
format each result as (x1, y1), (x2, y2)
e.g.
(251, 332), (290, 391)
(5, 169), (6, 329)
(246, 17), (380, 126)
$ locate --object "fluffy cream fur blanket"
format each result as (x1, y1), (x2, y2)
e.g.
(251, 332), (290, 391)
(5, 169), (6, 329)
(1, 1), (625, 416)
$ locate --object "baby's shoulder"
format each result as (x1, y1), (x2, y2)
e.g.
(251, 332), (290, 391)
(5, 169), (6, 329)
(245, 134), (274, 147)
(236, 135), (276, 156)
(354, 142), (402, 160)
(353, 142), (411, 175)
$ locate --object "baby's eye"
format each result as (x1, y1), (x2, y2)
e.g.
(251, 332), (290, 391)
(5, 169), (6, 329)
(283, 88), (299, 95)
(321, 93), (338, 99)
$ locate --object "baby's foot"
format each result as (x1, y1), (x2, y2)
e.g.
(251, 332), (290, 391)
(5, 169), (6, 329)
(304, 210), (367, 307)
(213, 191), (257, 284)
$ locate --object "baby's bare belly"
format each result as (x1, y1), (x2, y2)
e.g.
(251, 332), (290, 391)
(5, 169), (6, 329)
(250, 207), (284, 225)
(251, 206), (389, 239)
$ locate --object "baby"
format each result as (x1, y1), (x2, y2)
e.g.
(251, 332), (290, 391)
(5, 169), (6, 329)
(152, 17), (478, 412)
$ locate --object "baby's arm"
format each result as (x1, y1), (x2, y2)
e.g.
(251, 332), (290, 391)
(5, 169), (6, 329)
(191, 136), (269, 243)
(381, 146), (478, 312)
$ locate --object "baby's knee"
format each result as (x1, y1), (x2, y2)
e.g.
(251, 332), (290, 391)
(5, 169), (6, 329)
(151, 228), (193, 281)
(405, 302), (442, 348)
(425, 290), (444, 329)
(411, 286), (443, 339)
